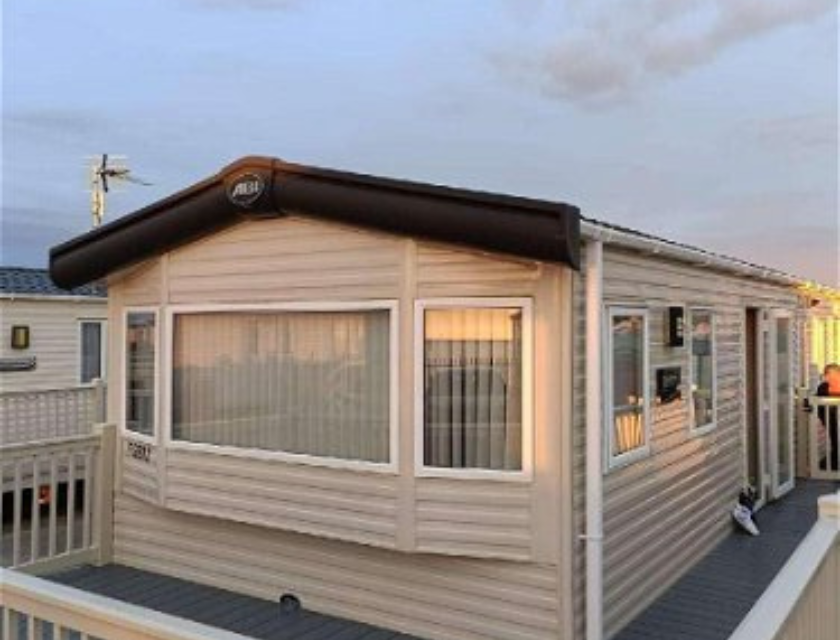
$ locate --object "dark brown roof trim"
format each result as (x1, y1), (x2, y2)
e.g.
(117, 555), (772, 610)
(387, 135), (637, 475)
(50, 156), (581, 289)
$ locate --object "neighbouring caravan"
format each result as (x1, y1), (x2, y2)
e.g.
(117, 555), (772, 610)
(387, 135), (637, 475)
(0, 267), (107, 444)
(48, 157), (836, 640)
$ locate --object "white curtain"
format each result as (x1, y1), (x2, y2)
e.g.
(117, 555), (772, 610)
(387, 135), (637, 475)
(172, 310), (390, 463)
(423, 308), (523, 471)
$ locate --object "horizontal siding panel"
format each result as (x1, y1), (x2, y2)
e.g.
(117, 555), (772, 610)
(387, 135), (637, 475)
(0, 299), (107, 392)
(415, 478), (533, 560)
(165, 448), (399, 549)
(114, 494), (560, 640)
(416, 245), (540, 297)
(167, 217), (404, 304)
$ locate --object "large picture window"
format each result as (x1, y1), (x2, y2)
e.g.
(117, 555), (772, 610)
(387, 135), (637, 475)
(170, 305), (394, 465)
(690, 310), (716, 432)
(417, 300), (531, 475)
(125, 311), (156, 437)
(607, 308), (650, 465)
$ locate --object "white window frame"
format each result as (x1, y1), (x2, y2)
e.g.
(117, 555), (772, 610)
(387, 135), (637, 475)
(688, 308), (717, 436)
(605, 306), (651, 470)
(121, 307), (159, 445)
(162, 300), (400, 474)
(78, 319), (107, 385)
(413, 297), (534, 481)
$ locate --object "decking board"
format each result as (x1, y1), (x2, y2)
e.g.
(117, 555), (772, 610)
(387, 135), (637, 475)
(612, 479), (839, 640)
(47, 564), (423, 640)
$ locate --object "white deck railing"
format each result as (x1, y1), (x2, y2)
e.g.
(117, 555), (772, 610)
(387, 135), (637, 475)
(0, 567), (255, 640)
(728, 493), (840, 640)
(0, 381), (106, 446)
(806, 397), (840, 480)
(0, 425), (115, 573)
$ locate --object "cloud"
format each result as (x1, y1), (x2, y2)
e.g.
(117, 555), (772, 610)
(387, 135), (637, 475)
(495, 0), (835, 104)
(747, 112), (838, 152)
(5, 109), (104, 136)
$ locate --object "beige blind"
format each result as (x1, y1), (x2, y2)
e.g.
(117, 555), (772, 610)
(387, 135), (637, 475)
(172, 310), (391, 463)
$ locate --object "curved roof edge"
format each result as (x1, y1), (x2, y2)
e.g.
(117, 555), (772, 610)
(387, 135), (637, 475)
(50, 156), (581, 289)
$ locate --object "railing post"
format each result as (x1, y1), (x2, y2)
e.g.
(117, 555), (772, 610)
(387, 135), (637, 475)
(92, 378), (108, 424)
(818, 493), (840, 527)
(93, 423), (117, 565)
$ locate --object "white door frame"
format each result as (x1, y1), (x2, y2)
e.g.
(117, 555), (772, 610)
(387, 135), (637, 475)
(745, 308), (769, 509)
(769, 309), (796, 499)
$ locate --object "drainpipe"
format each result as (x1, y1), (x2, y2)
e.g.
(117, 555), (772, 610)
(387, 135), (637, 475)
(585, 239), (604, 640)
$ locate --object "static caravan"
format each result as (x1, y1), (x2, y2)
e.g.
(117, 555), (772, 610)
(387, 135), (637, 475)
(0, 267), (107, 444)
(48, 157), (822, 640)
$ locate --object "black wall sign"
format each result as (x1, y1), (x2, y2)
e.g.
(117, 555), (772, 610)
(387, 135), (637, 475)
(656, 366), (682, 405)
(668, 306), (685, 347)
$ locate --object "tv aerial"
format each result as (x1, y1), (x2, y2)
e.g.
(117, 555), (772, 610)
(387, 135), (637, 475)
(87, 154), (152, 228)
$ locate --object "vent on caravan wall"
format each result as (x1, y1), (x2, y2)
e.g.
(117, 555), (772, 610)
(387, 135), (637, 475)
(0, 357), (37, 372)
(279, 593), (301, 614)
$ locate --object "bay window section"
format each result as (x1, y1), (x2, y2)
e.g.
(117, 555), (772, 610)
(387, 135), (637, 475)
(690, 310), (716, 432)
(171, 307), (392, 465)
(419, 301), (530, 473)
(607, 308), (649, 465)
(125, 311), (157, 437)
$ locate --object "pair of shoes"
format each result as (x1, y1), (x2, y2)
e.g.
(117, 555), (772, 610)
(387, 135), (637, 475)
(733, 505), (759, 536)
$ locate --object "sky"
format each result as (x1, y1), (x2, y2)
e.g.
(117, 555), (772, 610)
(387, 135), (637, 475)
(2, 0), (838, 285)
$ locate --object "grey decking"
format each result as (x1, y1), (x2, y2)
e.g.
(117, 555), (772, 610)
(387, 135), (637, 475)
(613, 479), (840, 640)
(48, 564), (424, 640)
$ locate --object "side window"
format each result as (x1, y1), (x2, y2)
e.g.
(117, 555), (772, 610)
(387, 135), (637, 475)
(607, 308), (650, 466)
(690, 310), (716, 432)
(125, 311), (156, 437)
(417, 300), (532, 475)
(80, 320), (107, 384)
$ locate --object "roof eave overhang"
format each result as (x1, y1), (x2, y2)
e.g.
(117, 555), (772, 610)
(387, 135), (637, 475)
(50, 156), (581, 289)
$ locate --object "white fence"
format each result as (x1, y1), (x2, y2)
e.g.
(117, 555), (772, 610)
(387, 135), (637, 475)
(0, 382), (106, 446)
(805, 397), (840, 481)
(1, 426), (115, 573)
(0, 567), (254, 640)
(728, 494), (840, 640)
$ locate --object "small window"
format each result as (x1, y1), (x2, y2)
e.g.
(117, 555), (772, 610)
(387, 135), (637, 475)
(607, 308), (650, 466)
(417, 299), (532, 475)
(690, 310), (716, 432)
(125, 311), (157, 437)
(80, 320), (106, 384)
(170, 306), (394, 465)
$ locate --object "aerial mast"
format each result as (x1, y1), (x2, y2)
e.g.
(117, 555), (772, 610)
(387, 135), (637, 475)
(87, 154), (151, 228)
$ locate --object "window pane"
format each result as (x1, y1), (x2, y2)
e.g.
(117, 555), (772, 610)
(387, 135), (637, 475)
(126, 313), (156, 436)
(172, 310), (391, 463)
(80, 322), (102, 383)
(611, 314), (646, 457)
(691, 312), (715, 429)
(423, 307), (523, 471)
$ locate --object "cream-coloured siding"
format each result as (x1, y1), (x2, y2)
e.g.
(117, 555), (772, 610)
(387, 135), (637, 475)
(0, 298), (107, 393)
(572, 244), (802, 640)
(114, 493), (561, 640)
(105, 215), (574, 640)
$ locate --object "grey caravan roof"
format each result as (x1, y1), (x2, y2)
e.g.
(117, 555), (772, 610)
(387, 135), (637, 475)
(0, 266), (106, 298)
